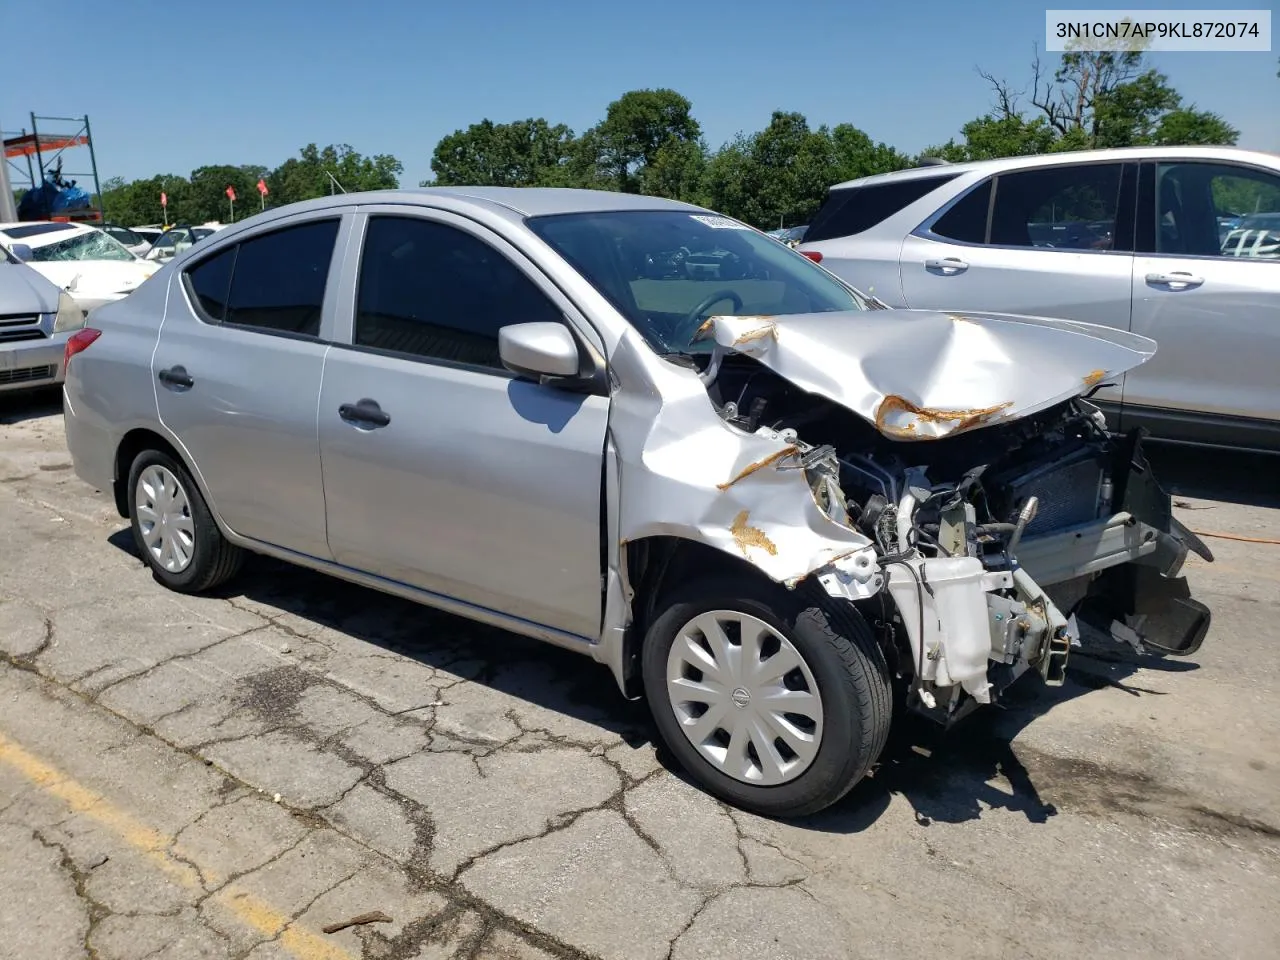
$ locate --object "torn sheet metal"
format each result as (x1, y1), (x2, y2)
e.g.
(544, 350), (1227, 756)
(703, 310), (1157, 441)
(606, 328), (882, 592)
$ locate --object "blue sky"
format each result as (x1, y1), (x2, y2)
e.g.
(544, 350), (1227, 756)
(4, 0), (1276, 189)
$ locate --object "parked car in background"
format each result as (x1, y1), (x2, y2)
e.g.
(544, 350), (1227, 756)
(766, 225), (809, 248)
(98, 222), (153, 257)
(1, 243), (87, 393)
(798, 146), (1280, 452)
(143, 223), (225, 263)
(1221, 212), (1280, 259)
(62, 187), (1210, 817)
(0, 221), (161, 313)
(130, 226), (166, 246)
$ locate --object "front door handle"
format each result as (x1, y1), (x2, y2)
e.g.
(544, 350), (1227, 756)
(338, 398), (391, 428)
(1145, 271), (1204, 289)
(925, 257), (969, 274)
(157, 365), (194, 388)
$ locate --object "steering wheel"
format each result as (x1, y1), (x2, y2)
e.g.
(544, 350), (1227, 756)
(676, 289), (744, 347)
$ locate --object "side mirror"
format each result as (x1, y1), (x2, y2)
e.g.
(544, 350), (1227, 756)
(9, 244), (34, 262)
(499, 322), (581, 380)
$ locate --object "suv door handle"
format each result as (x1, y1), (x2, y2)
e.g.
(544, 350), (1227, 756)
(338, 398), (391, 428)
(925, 257), (969, 274)
(157, 365), (194, 388)
(1145, 271), (1204, 289)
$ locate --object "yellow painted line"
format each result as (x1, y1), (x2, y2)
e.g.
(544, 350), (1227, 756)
(0, 731), (352, 960)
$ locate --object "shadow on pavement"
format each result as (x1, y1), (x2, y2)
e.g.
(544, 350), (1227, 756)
(0, 386), (62, 425)
(1146, 442), (1280, 510)
(106, 531), (658, 752)
(802, 644), (1199, 833)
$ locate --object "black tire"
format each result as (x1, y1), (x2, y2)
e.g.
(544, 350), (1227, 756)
(642, 576), (892, 818)
(126, 448), (243, 593)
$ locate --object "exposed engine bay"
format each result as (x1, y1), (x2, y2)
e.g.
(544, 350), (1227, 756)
(701, 350), (1215, 723)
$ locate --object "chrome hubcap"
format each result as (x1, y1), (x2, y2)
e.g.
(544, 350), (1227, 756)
(665, 610), (824, 786)
(135, 464), (195, 573)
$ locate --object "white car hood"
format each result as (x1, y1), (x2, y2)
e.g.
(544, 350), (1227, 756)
(704, 309), (1157, 440)
(26, 260), (158, 301)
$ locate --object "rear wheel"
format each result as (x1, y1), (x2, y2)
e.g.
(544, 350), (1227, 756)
(642, 577), (892, 818)
(127, 448), (243, 593)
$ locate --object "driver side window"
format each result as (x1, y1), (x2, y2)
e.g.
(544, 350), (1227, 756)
(354, 216), (565, 371)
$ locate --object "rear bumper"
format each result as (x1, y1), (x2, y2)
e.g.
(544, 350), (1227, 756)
(0, 334), (69, 393)
(62, 376), (117, 496)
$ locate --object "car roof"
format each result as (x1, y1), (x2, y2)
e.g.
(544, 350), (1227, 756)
(235, 186), (708, 224)
(828, 145), (1280, 191)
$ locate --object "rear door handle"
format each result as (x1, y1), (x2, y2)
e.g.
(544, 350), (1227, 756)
(157, 365), (194, 388)
(925, 257), (969, 274)
(1145, 271), (1204, 289)
(338, 398), (391, 428)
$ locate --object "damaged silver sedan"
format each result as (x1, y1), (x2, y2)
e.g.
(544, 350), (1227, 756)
(61, 188), (1213, 817)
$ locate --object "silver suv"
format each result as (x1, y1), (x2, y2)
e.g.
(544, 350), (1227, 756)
(798, 146), (1280, 453)
(62, 188), (1211, 816)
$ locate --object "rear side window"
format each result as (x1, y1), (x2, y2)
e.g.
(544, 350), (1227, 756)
(804, 174), (958, 243)
(989, 163), (1122, 250)
(186, 246), (236, 321)
(184, 220), (338, 336)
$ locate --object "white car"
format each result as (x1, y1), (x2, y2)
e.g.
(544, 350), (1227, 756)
(796, 145), (1280, 452)
(0, 221), (161, 312)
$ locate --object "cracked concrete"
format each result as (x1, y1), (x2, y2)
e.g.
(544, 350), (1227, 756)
(3, 394), (1280, 959)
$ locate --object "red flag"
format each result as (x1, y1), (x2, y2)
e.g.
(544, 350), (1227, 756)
(257, 178), (269, 197)
(160, 191), (168, 207)
(226, 185), (237, 201)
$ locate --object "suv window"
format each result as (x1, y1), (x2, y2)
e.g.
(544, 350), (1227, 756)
(988, 163), (1122, 250)
(931, 180), (992, 244)
(354, 216), (564, 370)
(804, 174), (958, 243)
(1153, 162), (1280, 259)
(224, 220), (339, 336)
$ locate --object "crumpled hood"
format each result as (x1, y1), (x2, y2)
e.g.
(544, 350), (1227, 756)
(705, 309), (1157, 440)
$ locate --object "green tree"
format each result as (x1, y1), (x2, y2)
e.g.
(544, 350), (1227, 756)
(588, 89), (701, 192)
(637, 137), (708, 202)
(269, 144), (402, 207)
(828, 124), (910, 183)
(965, 47), (1239, 157)
(426, 119), (576, 187)
(702, 115), (906, 229)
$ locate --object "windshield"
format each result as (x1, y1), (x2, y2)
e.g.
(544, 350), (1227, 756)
(25, 230), (138, 263)
(527, 210), (870, 354)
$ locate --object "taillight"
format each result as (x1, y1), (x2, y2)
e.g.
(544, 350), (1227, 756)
(800, 250), (823, 263)
(64, 327), (101, 366)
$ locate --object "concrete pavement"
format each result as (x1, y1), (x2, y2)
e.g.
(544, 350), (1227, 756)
(2, 387), (1279, 960)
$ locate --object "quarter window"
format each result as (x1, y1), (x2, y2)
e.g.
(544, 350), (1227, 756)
(988, 163), (1122, 250)
(354, 216), (564, 370)
(186, 246), (235, 321)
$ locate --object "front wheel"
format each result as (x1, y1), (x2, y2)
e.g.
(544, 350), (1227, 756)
(642, 578), (892, 818)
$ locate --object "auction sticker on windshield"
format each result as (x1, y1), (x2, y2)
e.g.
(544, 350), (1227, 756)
(690, 215), (750, 229)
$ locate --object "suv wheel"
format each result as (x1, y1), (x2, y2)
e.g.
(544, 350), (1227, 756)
(642, 577), (892, 818)
(127, 449), (243, 593)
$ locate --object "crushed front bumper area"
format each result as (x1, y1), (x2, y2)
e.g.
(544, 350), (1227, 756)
(869, 429), (1213, 722)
